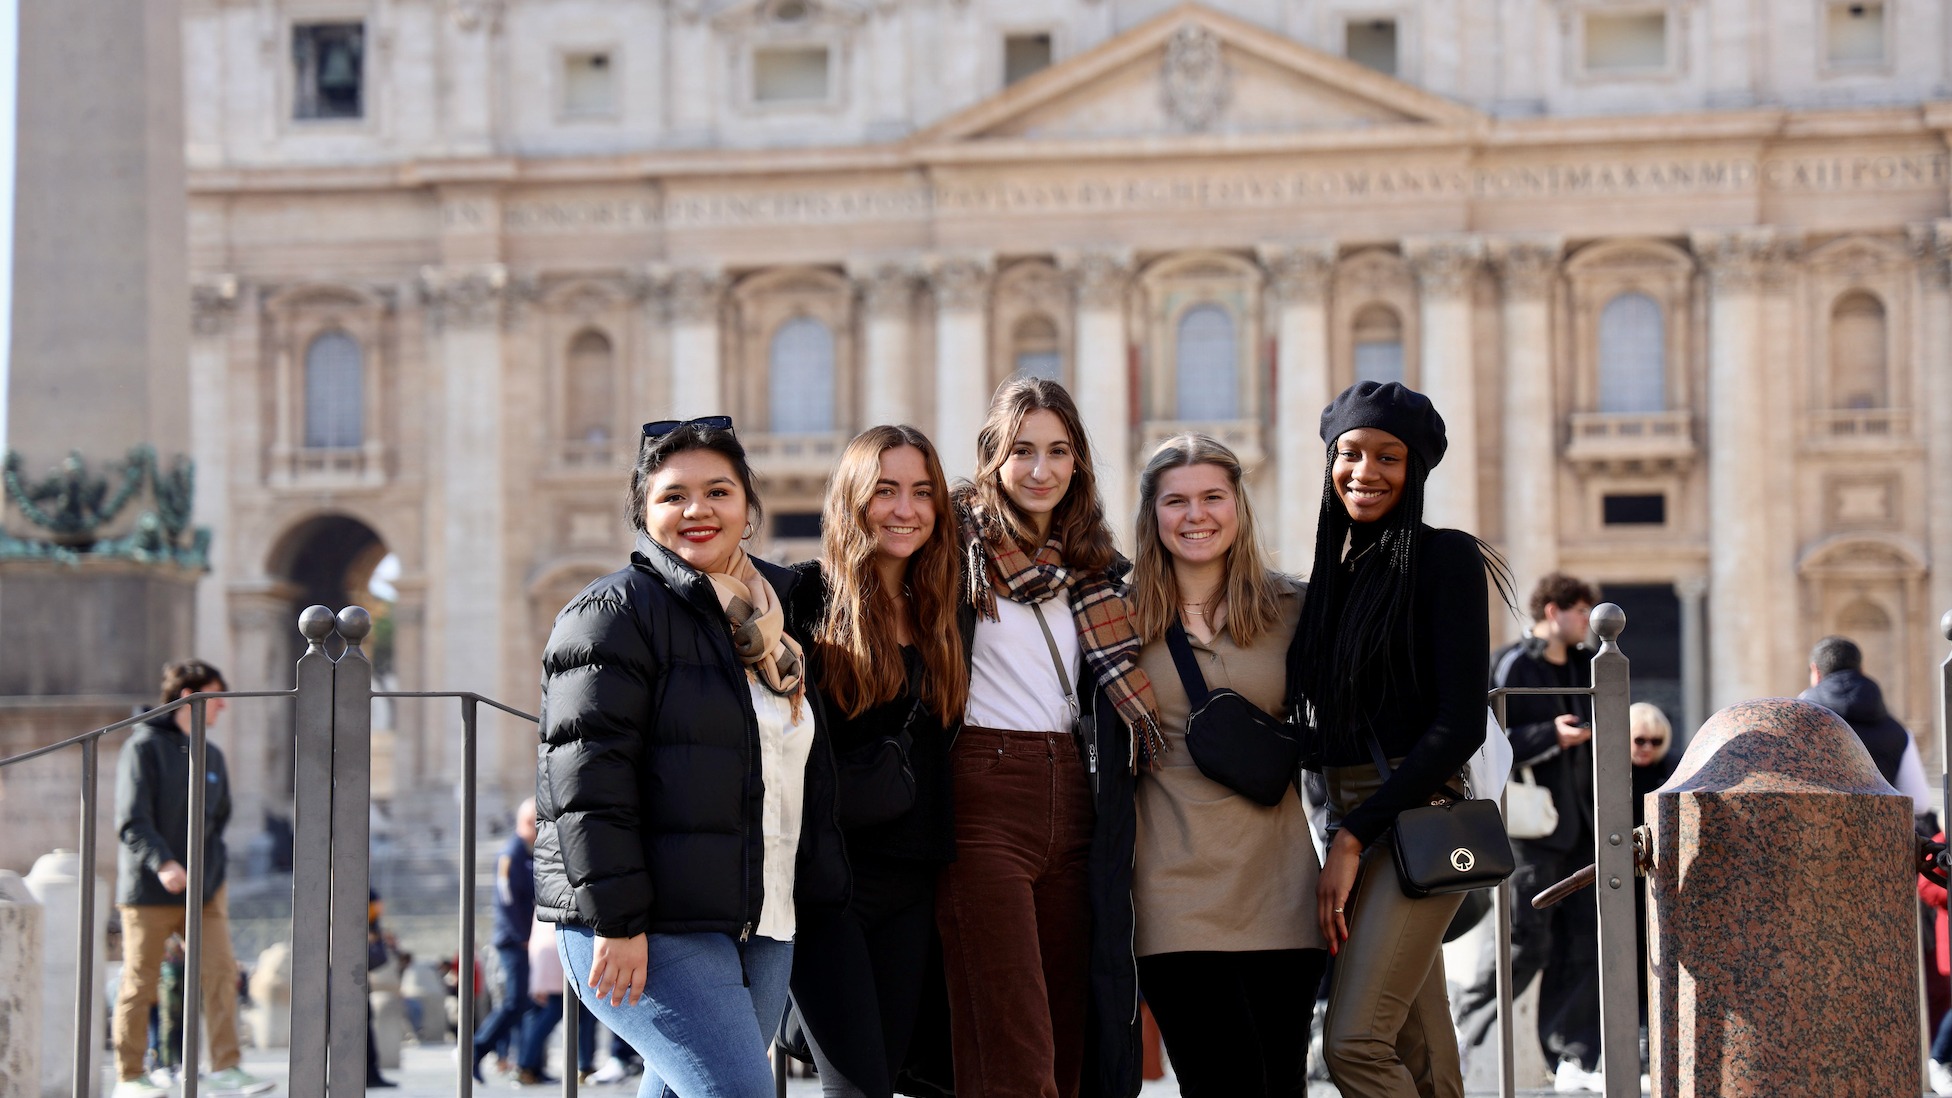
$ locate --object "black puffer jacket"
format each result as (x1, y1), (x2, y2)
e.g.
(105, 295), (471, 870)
(1798, 669), (1910, 788)
(533, 533), (847, 938)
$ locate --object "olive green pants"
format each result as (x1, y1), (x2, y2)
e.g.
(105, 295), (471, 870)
(1323, 765), (1465, 1098)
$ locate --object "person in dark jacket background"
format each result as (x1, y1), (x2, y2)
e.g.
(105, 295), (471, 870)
(1453, 572), (1604, 1092)
(534, 418), (847, 1098)
(469, 798), (537, 1083)
(1799, 635), (1931, 823)
(784, 424), (967, 1098)
(110, 660), (270, 1098)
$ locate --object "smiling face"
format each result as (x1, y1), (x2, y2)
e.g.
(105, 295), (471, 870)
(999, 409), (1075, 537)
(867, 444), (937, 563)
(643, 447), (748, 574)
(1331, 427), (1410, 523)
(1153, 462), (1238, 569)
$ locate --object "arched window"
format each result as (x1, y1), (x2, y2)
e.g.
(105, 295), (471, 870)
(1352, 304), (1404, 385)
(769, 316), (836, 433)
(1597, 292), (1666, 413)
(565, 329), (615, 444)
(1830, 291), (1889, 410)
(1012, 314), (1063, 382)
(304, 331), (364, 448)
(1175, 304), (1238, 419)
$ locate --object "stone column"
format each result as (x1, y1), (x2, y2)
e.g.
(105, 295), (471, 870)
(928, 255), (994, 482)
(1405, 235), (1485, 533)
(439, 0), (502, 156)
(1065, 250), (1136, 545)
(1677, 575), (1709, 740)
(1693, 229), (1791, 708)
(0, 873), (42, 1098)
(386, 575), (429, 792)
(850, 259), (920, 428)
(25, 851), (107, 1098)
(1258, 241), (1337, 574)
(190, 278), (241, 674)
(663, 267), (727, 419)
(1912, 222), (1952, 754)
(423, 267), (510, 791)
(1492, 236), (1564, 592)
(228, 582), (303, 820)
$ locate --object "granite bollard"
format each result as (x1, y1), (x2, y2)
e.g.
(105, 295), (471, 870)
(1647, 698), (1916, 1098)
(0, 872), (44, 1098)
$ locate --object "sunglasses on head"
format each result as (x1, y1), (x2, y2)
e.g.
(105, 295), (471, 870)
(1633, 737), (1666, 748)
(642, 415), (734, 438)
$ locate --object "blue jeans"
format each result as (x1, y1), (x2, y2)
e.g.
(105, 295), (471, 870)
(472, 947), (534, 1064)
(559, 926), (793, 1098)
(520, 993), (598, 1074)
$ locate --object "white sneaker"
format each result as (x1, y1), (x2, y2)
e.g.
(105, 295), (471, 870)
(203, 1067), (277, 1096)
(113, 1077), (169, 1098)
(588, 1058), (630, 1086)
(1553, 1058), (1604, 1093)
(1929, 1059), (1952, 1096)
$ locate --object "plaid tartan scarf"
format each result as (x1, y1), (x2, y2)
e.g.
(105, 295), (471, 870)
(955, 493), (1167, 770)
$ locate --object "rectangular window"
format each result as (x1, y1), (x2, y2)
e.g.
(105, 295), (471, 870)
(1004, 33), (1054, 86)
(1345, 19), (1399, 77)
(1826, 2), (1886, 67)
(1602, 493), (1667, 525)
(1583, 11), (1668, 74)
(292, 22), (365, 121)
(561, 52), (616, 118)
(753, 45), (831, 103)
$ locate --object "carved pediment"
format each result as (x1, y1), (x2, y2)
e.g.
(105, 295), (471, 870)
(709, 0), (868, 33)
(915, 3), (1481, 147)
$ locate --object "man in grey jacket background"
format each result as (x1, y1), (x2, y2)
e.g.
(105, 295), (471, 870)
(111, 659), (272, 1098)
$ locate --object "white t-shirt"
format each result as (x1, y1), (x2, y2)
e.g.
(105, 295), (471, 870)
(965, 589), (1083, 733)
(749, 680), (815, 942)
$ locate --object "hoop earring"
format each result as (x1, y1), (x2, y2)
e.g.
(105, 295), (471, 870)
(742, 523), (756, 541)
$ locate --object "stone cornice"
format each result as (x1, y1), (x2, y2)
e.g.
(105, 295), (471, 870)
(1057, 249), (1134, 310)
(925, 254), (994, 311)
(1490, 235), (1565, 300)
(1690, 229), (1800, 291)
(1256, 241), (1337, 303)
(1405, 235), (1484, 299)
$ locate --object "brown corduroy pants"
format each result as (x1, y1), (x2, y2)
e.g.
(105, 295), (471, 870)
(113, 885), (242, 1081)
(936, 727), (1094, 1098)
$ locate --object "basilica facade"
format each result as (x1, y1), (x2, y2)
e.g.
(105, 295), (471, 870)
(181, 0), (1952, 811)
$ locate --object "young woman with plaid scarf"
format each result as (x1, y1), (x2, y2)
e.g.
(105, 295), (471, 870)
(939, 377), (1164, 1098)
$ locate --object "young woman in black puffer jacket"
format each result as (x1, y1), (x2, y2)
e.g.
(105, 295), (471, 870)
(533, 418), (846, 1098)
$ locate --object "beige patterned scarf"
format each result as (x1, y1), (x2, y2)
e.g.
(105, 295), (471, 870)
(707, 549), (806, 721)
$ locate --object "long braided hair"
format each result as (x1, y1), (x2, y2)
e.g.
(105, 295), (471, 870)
(1292, 444), (1512, 756)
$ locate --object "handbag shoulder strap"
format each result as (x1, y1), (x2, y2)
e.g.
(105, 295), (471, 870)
(1029, 601), (1079, 712)
(1364, 730), (1395, 781)
(1162, 620), (1213, 707)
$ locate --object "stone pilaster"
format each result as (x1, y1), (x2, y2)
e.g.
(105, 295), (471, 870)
(1912, 220), (1952, 754)
(659, 266), (727, 419)
(1062, 249), (1135, 544)
(849, 258), (920, 428)
(1258, 241), (1337, 574)
(190, 277), (241, 674)
(1677, 574), (1710, 738)
(421, 264), (514, 783)
(928, 254), (994, 481)
(1492, 236), (1563, 593)
(1692, 228), (1796, 709)
(1405, 234), (1485, 534)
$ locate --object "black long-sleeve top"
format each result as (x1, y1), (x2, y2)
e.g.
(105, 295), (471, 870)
(1314, 523), (1492, 847)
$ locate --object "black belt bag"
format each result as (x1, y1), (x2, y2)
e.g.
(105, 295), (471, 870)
(1365, 733), (1514, 898)
(1163, 621), (1301, 807)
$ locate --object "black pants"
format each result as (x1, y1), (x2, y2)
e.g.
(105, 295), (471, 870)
(791, 858), (937, 1098)
(1137, 948), (1328, 1098)
(1454, 838), (1602, 1071)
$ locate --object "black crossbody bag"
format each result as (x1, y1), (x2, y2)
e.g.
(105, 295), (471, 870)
(1364, 732), (1514, 898)
(1162, 620), (1301, 807)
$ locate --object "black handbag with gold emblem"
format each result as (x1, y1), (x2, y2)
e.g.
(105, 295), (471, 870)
(1365, 733), (1514, 899)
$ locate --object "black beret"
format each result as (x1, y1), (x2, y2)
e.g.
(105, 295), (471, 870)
(1318, 381), (1448, 470)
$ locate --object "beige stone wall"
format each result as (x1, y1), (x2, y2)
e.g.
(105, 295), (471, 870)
(182, 2), (1952, 805)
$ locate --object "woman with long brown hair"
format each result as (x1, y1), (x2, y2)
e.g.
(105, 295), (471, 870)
(941, 376), (1162, 1098)
(1118, 434), (1325, 1097)
(785, 424), (967, 1098)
